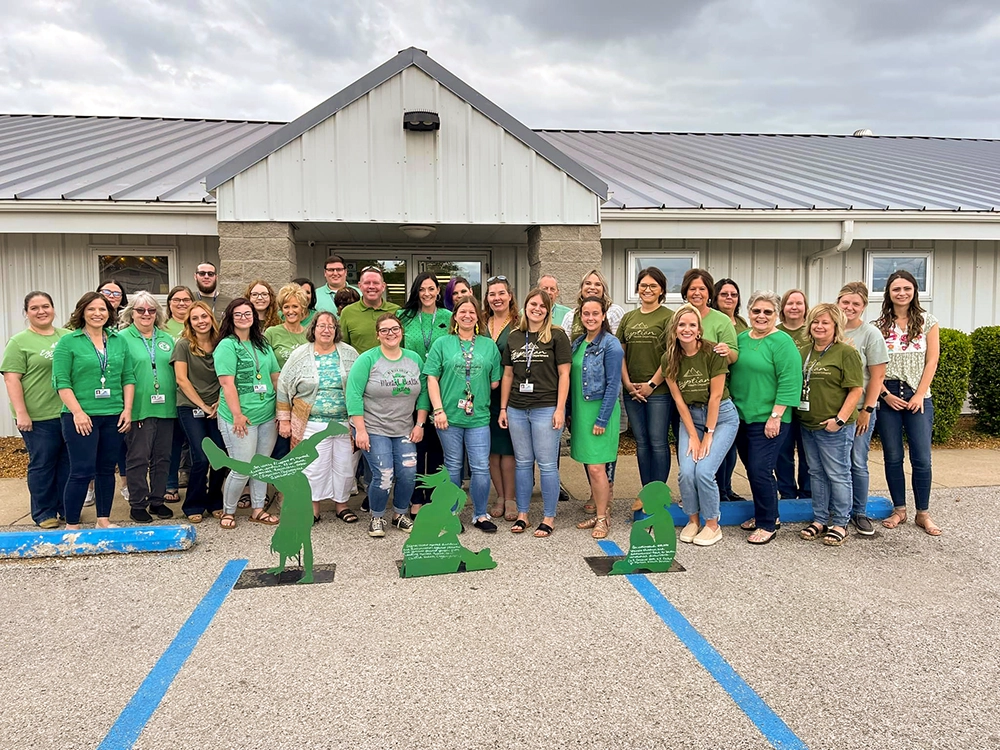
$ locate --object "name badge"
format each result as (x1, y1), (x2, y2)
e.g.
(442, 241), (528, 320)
(150, 394), (166, 404)
(253, 384), (267, 394)
(458, 398), (474, 415)
(519, 382), (534, 393)
(95, 389), (111, 399)
(192, 408), (206, 418)
(799, 400), (810, 412)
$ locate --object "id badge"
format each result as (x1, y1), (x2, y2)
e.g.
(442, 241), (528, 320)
(150, 394), (166, 404)
(95, 388), (111, 399)
(253, 384), (267, 394)
(799, 400), (810, 412)
(192, 408), (206, 418)
(519, 382), (534, 393)
(457, 398), (468, 411)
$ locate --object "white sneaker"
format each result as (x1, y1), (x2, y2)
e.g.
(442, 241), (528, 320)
(120, 486), (130, 503)
(83, 486), (96, 507)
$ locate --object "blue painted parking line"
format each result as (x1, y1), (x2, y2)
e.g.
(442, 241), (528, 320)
(97, 559), (248, 750)
(598, 540), (807, 750)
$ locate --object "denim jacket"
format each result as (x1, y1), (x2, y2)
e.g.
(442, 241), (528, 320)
(571, 330), (624, 429)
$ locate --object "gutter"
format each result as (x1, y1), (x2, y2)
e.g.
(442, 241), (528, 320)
(807, 219), (854, 263)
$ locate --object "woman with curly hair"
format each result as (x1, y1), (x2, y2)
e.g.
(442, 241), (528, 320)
(244, 279), (281, 330)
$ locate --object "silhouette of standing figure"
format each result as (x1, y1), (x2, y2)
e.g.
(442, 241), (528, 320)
(611, 481), (677, 574)
(203, 421), (346, 583)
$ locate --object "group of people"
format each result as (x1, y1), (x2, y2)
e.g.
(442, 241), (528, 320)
(3, 254), (940, 546)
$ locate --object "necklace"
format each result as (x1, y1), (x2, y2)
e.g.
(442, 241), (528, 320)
(489, 313), (510, 342)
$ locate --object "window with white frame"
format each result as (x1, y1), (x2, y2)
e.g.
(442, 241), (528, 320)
(625, 250), (699, 304)
(866, 251), (932, 297)
(94, 248), (176, 302)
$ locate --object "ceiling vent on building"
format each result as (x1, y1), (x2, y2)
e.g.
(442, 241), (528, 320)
(853, 128), (874, 136)
(403, 111), (440, 131)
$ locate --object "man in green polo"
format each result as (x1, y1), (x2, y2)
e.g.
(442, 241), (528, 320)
(339, 267), (399, 352)
(314, 255), (360, 316)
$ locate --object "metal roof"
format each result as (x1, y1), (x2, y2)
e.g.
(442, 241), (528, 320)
(0, 115), (283, 203)
(205, 47), (608, 200)
(538, 131), (1000, 211)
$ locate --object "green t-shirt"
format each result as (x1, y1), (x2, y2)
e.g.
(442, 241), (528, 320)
(423, 335), (502, 428)
(121, 326), (177, 421)
(51, 328), (136, 417)
(797, 342), (864, 430)
(662, 345), (729, 404)
(170, 338), (221, 409)
(2, 328), (70, 421)
(213, 336), (280, 425)
(502, 328), (572, 410)
(398, 308), (452, 360)
(264, 325), (309, 368)
(700, 308), (739, 353)
(339, 300), (401, 353)
(163, 318), (185, 340)
(728, 330), (803, 424)
(733, 315), (749, 334)
(777, 323), (811, 349)
(616, 306), (674, 395)
(314, 284), (362, 316)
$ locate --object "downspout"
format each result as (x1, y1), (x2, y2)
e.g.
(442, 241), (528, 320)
(806, 219), (854, 293)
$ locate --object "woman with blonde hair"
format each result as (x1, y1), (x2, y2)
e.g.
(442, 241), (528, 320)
(244, 279), (281, 330)
(796, 303), (864, 546)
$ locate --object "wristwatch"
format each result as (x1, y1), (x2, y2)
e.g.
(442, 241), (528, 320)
(415, 421), (425, 428)
(647, 380), (656, 389)
(835, 416), (846, 427)
(769, 411), (779, 419)
(706, 427), (715, 434)
(861, 405), (875, 413)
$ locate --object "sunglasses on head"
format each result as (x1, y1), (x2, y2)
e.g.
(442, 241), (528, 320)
(486, 275), (508, 284)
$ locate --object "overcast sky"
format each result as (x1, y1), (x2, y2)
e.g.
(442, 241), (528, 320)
(2, 0), (999, 137)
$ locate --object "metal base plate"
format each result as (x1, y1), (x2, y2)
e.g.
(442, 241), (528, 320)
(584, 556), (686, 576)
(233, 563), (337, 589)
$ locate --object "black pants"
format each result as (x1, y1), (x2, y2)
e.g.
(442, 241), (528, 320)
(125, 417), (174, 509)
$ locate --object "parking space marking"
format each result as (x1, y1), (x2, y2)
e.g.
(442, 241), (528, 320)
(97, 558), (248, 750)
(598, 541), (807, 750)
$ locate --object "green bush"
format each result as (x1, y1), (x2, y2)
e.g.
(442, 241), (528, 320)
(932, 328), (972, 443)
(970, 326), (1000, 435)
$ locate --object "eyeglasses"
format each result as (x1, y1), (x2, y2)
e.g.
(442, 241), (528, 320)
(638, 283), (661, 291)
(100, 290), (123, 299)
(486, 275), (508, 284)
(249, 292), (270, 299)
(325, 266), (346, 273)
(314, 324), (337, 331)
(749, 308), (776, 316)
(171, 298), (192, 304)
(134, 307), (157, 316)
(718, 291), (739, 298)
(232, 311), (255, 320)
(196, 271), (217, 277)
(377, 326), (402, 335)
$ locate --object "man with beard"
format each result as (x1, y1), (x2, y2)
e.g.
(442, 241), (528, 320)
(193, 262), (233, 316)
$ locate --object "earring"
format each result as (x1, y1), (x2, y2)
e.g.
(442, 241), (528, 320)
(474, 323), (480, 335)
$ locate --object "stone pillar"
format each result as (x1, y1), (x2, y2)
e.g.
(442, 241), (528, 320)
(217, 221), (297, 299)
(527, 224), (603, 293)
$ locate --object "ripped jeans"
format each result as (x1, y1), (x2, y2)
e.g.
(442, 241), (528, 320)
(362, 433), (417, 518)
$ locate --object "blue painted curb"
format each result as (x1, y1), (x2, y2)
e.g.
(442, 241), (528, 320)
(636, 496), (894, 526)
(0, 524), (197, 559)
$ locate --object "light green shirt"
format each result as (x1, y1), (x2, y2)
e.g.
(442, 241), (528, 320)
(2, 328), (70, 421)
(264, 325), (309, 369)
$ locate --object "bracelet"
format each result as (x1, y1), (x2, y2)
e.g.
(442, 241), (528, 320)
(500, 406), (507, 411)
(432, 407), (445, 415)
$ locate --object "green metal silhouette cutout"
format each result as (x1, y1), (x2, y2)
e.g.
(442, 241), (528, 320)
(610, 481), (677, 575)
(401, 468), (497, 578)
(203, 421), (346, 584)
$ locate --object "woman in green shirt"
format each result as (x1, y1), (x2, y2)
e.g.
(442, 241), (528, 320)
(776, 288), (812, 501)
(291, 277), (317, 327)
(425, 297), (501, 532)
(265, 283), (311, 464)
(52, 292), (135, 529)
(710, 277), (748, 504)
(2, 291), (70, 528)
(397, 273), (451, 514)
(164, 286), (194, 339)
(215, 299), (282, 529)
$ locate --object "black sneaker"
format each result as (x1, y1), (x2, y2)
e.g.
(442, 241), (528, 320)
(149, 504), (174, 520)
(360, 496), (370, 512)
(558, 487), (570, 502)
(130, 508), (153, 523)
(852, 515), (875, 536)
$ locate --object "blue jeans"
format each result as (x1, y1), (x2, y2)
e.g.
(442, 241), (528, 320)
(801, 426), (854, 528)
(851, 409), (877, 517)
(677, 400), (739, 521)
(218, 418), (278, 514)
(167, 420), (185, 491)
(437, 424), (491, 518)
(363, 434), (416, 517)
(735, 421), (789, 533)
(61, 413), (123, 524)
(775, 416), (810, 498)
(176, 406), (226, 516)
(506, 405), (563, 517)
(876, 381), (933, 511)
(21, 418), (70, 525)
(623, 393), (673, 486)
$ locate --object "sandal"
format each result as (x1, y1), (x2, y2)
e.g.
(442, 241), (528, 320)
(186, 514), (203, 524)
(533, 522), (554, 538)
(583, 502), (597, 514)
(747, 528), (776, 545)
(163, 490), (181, 503)
(882, 508), (907, 529)
(591, 516), (609, 540)
(211, 510), (224, 519)
(336, 508), (360, 524)
(822, 527), (848, 546)
(263, 491), (283, 512)
(631, 498), (644, 512)
(237, 493), (251, 509)
(740, 517), (781, 531)
(504, 500), (518, 522)
(510, 519), (528, 534)
(577, 516), (598, 530)
(915, 512), (942, 536)
(799, 522), (827, 541)
(220, 514), (237, 530)
(489, 500), (504, 519)
(249, 511), (279, 525)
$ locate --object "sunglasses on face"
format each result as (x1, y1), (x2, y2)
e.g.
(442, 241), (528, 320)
(134, 307), (157, 316)
(100, 290), (123, 298)
(718, 291), (739, 298)
(750, 308), (775, 316)
(196, 271), (217, 277)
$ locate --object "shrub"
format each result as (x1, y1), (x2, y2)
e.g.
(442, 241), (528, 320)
(970, 326), (1000, 435)
(932, 328), (972, 443)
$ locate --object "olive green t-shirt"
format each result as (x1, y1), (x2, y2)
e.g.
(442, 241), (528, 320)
(662, 345), (729, 404)
(264, 325), (308, 368)
(1, 328), (70, 421)
(170, 338), (221, 409)
(797, 342), (864, 430)
(616, 306), (674, 395)
(502, 328), (572, 410)
(778, 323), (811, 349)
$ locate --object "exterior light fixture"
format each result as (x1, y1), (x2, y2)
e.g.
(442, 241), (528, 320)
(399, 225), (436, 239)
(403, 111), (440, 131)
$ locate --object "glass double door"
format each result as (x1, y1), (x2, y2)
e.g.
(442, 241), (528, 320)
(342, 252), (490, 307)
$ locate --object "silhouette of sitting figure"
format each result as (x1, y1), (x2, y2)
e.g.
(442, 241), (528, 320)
(611, 481), (677, 575)
(203, 421), (345, 584)
(401, 468), (497, 578)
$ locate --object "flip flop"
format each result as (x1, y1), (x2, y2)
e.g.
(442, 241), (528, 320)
(740, 517), (781, 531)
(336, 508), (360, 524)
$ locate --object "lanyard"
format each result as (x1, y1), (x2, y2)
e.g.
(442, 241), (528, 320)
(90, 332), (109, 386)
(240, 340), (262, 380)
(460, 337), (475, 396)
(420, 309), (438, 353)
(139, 330), (160, 391)
(802, 342), (833, 396)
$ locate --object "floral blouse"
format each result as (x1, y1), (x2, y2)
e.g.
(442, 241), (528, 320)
(883, 312), (938, 395)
